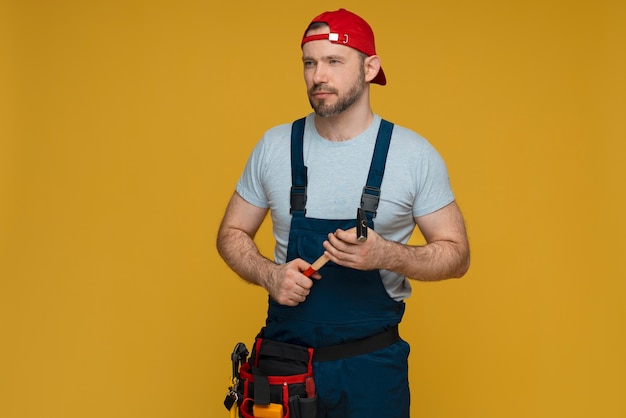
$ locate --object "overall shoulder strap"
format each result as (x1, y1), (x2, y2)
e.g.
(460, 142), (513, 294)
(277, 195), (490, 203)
(290, 117), (307, 215)
(361, 119), (394, 218)
(290, 117), (394, 218)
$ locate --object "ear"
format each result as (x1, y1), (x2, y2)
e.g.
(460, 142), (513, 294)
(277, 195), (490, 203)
(363, 55), (382, 83)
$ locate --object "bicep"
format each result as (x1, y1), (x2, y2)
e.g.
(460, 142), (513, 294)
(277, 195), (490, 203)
(414, 201), (468, 245)
(219, 192), (269, 239)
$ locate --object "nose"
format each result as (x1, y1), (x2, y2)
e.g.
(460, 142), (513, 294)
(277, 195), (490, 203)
(312, 63), (328, 85)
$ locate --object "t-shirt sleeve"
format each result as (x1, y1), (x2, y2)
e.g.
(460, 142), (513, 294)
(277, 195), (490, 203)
(412, 140), (455, 217)
(235, 138), (270, 209)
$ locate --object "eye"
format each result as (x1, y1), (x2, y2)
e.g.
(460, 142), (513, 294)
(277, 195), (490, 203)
(303, 60), (316, 67)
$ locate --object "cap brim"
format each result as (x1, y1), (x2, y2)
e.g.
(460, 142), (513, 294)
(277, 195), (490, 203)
(372, 67), (386, 86)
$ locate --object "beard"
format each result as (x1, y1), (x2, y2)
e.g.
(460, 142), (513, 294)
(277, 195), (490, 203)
(308, 67), (366, 118)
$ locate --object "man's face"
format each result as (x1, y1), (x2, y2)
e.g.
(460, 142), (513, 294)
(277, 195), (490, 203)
(302, 26), (367, 118)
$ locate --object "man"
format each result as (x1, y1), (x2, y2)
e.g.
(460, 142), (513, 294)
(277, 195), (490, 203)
(217, 8), (470, 418)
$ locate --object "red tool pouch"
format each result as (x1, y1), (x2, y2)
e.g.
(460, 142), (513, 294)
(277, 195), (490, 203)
(237, 336), (317, 418)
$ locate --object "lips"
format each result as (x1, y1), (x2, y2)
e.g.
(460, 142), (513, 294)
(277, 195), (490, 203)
(311, 89), (336, 99)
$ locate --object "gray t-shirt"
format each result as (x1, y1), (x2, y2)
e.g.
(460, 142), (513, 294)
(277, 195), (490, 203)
(236, 113), (455, 300)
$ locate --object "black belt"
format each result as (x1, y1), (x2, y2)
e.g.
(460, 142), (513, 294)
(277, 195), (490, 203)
(312, 325), (400, 362)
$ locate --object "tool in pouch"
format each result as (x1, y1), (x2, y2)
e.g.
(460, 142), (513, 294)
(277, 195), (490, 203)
(224, 343), (249, 417)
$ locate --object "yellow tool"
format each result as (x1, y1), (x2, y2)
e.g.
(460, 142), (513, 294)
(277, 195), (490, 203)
(252, 402), (283, 418)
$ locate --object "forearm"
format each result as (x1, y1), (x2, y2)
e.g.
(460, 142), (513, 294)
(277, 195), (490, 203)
(216, 226), (276, 288)
(217, 225), (318, 307)
(217, 192), (318, 307)
(380, 238), (470, 281)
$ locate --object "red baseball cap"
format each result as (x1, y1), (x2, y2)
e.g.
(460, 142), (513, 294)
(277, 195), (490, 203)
(301, 8), (387, 86)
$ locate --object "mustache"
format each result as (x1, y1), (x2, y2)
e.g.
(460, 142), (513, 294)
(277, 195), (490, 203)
(309, 85), (338, 95)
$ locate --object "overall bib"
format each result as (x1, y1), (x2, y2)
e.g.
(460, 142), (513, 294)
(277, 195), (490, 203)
(262, 118), (411, 418)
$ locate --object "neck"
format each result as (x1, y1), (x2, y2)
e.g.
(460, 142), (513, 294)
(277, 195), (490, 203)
(313, 91), (374, 142)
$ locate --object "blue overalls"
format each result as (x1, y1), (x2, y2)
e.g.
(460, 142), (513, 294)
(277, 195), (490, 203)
(262, 118), (411, 418)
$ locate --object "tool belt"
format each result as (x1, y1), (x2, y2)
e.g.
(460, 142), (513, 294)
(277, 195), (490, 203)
(225, 326), (399, 418)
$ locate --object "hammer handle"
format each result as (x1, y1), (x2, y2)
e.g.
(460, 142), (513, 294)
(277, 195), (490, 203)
(303, 254), (329, 277)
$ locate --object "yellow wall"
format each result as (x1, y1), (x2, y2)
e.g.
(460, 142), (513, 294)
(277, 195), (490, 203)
(1, 0), (624, 417)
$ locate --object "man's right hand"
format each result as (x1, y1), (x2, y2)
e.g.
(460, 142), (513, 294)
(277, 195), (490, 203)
(264, 259), (321, 306)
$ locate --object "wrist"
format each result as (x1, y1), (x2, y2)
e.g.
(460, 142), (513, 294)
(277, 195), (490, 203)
(377, 238), (401, 271)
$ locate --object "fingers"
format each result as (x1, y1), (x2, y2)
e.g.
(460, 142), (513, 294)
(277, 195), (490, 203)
(332, 227), (359, 244)
(271, 260), (318, 306)
(280, 278), (312, 306)
(323, 227), (375, 269)
(325, 228), (359, 257)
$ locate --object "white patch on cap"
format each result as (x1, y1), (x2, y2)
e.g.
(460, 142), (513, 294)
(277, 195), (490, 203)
(328, 33), (339, 41)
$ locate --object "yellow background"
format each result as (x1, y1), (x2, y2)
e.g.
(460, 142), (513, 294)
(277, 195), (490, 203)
(1, 0), (625, 417)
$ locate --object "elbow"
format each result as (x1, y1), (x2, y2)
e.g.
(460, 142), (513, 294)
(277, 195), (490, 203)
(453, 249), (471, 278)
(455, 259), (470, 278)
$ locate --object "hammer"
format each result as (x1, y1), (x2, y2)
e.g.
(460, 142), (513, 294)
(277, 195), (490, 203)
(302, 208), (367, 277)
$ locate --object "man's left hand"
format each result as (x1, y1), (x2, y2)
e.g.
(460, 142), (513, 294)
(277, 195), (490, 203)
(322, 227), (388, 271)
